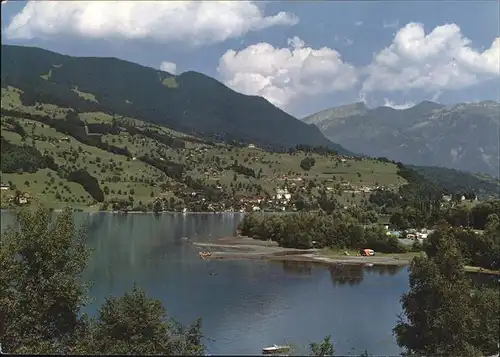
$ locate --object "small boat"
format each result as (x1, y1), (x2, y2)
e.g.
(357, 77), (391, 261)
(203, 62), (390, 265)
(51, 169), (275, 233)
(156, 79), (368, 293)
(199, 251), (212, 259)
(262, 344), (291, 354)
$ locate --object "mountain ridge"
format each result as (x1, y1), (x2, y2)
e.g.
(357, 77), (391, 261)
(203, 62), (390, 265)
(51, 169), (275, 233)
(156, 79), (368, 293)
(1, 45), (498, 209)
(302, 100), (500, 176)
(1, 44), (352, 155)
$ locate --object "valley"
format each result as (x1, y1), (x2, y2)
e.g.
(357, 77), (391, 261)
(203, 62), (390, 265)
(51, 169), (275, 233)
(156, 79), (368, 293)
(1, 3), (499, 356)
(1, 45), (499, 213)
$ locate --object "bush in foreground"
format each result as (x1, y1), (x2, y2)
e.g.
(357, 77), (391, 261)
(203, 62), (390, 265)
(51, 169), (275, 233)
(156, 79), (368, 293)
(0, 207), (203, 355)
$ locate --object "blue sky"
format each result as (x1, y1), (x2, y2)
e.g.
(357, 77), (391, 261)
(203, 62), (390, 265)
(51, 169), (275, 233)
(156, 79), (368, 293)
(1, 1), (499, 117)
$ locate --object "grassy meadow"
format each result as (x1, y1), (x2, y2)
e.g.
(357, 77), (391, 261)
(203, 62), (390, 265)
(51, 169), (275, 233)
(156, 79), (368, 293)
(1, 86), (407, 211)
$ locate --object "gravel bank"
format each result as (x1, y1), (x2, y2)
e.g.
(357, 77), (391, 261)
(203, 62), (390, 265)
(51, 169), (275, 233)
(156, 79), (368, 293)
(192, 237), (411, 266)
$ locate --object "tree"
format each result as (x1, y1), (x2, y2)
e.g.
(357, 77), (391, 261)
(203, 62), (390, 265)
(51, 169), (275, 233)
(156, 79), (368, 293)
(300, 157), (316, 171)
(153, 200), (163, 213)
(309, 335), (334, 356)
(0, 208), (90, 354)
(480, 214), (500, 269)
(394, 226), (499, 357)
(389, 209), (410, 230)
(88, 285), (204, 355)
(0, 207), (205, 355)
(317, 192), (338, 213)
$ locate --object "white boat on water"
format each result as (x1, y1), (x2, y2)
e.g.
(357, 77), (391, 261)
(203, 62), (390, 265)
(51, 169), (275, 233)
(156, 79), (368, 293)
(262, 344), (291, 354)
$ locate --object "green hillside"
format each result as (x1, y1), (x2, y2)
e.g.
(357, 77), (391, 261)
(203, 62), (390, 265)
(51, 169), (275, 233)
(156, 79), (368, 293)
(1, 44), (350, 154)
(1, 86), (407, 212)
(1, 45), (497, 212)
(409, 165), (500, 199)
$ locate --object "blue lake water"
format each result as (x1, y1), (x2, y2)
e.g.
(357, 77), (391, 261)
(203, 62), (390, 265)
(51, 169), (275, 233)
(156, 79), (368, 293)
(1, 211), (408, 355)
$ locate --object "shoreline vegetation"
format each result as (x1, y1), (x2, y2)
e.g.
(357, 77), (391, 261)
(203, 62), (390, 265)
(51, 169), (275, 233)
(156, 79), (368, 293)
(192, 236), (500, 275)
(233, 209), (500, 277)
(3, 206), (498, 356)
(2, 207), (498, 276)
(1, 208), (249, 214)
(1, 207), (205, 355)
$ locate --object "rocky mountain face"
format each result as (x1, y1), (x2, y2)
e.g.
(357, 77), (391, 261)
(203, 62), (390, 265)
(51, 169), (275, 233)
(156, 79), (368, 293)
(302, 101), (500, 177)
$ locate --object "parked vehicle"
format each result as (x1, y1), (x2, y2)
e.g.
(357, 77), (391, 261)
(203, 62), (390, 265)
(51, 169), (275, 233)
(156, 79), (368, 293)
(360, 249), (375, 256)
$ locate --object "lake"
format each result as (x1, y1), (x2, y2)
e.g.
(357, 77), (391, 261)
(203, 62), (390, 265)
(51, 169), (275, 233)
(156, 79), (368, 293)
(1, 211), (409, 356)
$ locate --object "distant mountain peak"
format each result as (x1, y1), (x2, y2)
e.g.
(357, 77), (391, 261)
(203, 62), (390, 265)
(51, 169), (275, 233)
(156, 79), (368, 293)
(342, 101), (368, 110)
(301, 99), (500, 177)
(301, 101), (369, 125)
(411, 100), (444, 111)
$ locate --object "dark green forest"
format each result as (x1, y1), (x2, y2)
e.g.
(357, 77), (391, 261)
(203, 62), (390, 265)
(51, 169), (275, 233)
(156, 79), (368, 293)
(1, 44), (348, 153)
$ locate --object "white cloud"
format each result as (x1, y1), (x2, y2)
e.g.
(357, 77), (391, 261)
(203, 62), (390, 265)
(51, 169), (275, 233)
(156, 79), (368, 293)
(354, 21), (363, 26)
(5, 1), (298, 45)
(363, 22), (500, 94)
(383, 98), (415, 110)
(159, 61), (177, 75)
(217, 36), (358, 109)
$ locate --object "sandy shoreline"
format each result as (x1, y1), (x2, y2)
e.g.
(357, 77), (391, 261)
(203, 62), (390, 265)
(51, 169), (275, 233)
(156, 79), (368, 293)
(192, 237), (500, 275)
(192, 236), (411, 266)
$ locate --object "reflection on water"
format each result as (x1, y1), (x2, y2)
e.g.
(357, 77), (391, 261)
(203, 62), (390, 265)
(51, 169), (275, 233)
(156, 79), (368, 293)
(366, 265), (404, 276)
(280, 260), (314, 276)
(329, 264), (364, 286)
(328, 264), (406, 287)
(276, 260), (408, 287)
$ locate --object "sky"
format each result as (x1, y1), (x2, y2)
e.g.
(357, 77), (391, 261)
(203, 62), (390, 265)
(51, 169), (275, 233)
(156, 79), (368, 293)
(1, 0), (499, 118)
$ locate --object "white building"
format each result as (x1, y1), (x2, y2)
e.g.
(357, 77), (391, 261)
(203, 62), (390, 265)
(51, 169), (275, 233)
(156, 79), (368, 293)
(275, 188), (291, 200)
